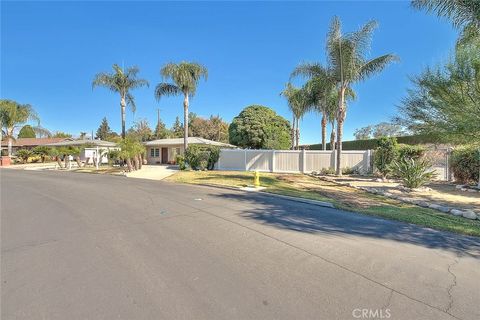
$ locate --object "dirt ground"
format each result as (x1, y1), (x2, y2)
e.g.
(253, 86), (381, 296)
(276, 175), (401, 209)
(319, 175), (480, 214)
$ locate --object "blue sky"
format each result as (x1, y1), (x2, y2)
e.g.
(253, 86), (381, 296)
(1, 1), (457, 143)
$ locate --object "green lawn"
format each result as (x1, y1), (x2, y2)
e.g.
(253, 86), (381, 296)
(165, 171), (480, 237)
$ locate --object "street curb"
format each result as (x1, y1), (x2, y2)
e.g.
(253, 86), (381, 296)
(193, 183), (335, 209)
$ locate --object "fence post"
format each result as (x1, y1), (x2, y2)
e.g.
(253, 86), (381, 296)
(271, 150), (276, 173)
(244, 150), (247, 171)
(301, 148), (306, 173)
(367, 149), (372, 174)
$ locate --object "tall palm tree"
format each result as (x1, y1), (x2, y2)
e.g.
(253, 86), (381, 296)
(154, 62), (208, 150)
(92, 64), (149, 139)
(0, 99), (43, 156)
(302, 73), (336, 150)
(280, 83), (309, 150)
(326, 17), (398, 175)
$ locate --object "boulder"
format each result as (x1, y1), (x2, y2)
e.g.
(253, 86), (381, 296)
(428, 204), (451, 213)
(462, 210), (477, 220)
(450, 209), (464, 216)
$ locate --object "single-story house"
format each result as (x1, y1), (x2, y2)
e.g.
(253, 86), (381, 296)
(0, 137), (70, 155)
(46, 139), (118, 164)
(144, 137), (236, 165)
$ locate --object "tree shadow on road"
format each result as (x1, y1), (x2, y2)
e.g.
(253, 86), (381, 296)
(209, 191), (480, 258)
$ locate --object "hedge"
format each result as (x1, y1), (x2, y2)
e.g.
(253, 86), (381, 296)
(308, 134), (442, 150)
(450, 146), (480, 184)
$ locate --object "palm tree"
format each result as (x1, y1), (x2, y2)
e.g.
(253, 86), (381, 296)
(326, 17), (398, 175)
(0, 99), (43, 156)
(154, 62), (208, 150)
(280, 83), (309, 150)
(92, 64), (149, 139)
(302, 73), (337, 150)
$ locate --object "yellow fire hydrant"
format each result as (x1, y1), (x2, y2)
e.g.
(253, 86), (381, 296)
(254, 171), (260, 187)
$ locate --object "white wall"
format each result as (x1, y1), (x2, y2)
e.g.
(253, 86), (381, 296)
(216, 149), (372, 174)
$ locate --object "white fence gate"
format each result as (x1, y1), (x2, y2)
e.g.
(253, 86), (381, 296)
(216, 149), (372, 174)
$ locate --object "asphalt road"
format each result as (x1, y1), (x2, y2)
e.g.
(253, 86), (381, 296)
(1, 169), (479, 320)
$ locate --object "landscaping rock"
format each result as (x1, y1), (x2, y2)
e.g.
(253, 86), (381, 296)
(467, 189), (478, 193)
(450, 209), (464, 216)
(455, 184), (465, 189)
(417, 201), (430, 208)
(428, 204), (451, 213)
(462, 210), (477, 220)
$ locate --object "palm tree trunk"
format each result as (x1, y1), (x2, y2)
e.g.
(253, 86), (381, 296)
(133, 155), (140, 170)
(330, 122), (336, 152)
(321, 113), (327, 151)
(121, 95), (127, 139)
(336, 87), (346, 175)
(75, 156), (82, 168)
(296, 118), (300, 150)
(183, 94), (189, 151)
(125, 158), (133, 172)
(7, 136), (13, 156)
(56, 156), (63, 168)
(291, 115), (296, 150)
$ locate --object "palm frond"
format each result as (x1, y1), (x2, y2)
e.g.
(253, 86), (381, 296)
(154, 83), (181, 101)
(357, 54), (399, 82)
(412, 0), (480, 29)
(126, 93), (136, 113)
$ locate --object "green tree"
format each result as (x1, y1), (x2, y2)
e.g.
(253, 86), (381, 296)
(18, 125), (36, 138)
(93, 64), (149, 139)
(153, 109), (169, 139)
(154, 62), (208, 150)
(95, 117), (112, 140)
(189, 115), (229, 143)
(354, 126), (372, 140)
(395, 44), (480, 144)
(280, 83), (309, 150)
(52, 131), (72, 138)
(326, 17), (398, 175)
(0, 99), (43, 156)
(79, 132), (87, 139)
(229, 105), (291, 149)
(127, 118), (153, 142)
(372, 122), (404, 138)
(171, 116), (184, 138)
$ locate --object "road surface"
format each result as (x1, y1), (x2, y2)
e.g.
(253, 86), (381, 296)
(1, 169), (479, 319)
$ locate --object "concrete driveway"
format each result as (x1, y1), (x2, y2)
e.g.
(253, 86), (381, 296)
(1, 170), (479, 320)
(126, 164), (178, 180)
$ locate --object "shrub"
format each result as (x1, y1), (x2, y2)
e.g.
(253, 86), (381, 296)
(176, 154), (186, 170)
(185, 145), (220, 170)
(33, 146), (52, 163)
(16, 149), (33, 163)
(393, 158), (436, 188)
(342, 167), (360, 175)
(373, 137), (399, 179)
(398, 144), (425, 160)
(320, 167), (336, 175)
(450, 146), (480, 184)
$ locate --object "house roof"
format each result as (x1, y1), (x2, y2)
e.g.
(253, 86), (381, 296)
(1, 137), (70, 147)
(144, 137), (236, 148)
(45, 139), (117, 147)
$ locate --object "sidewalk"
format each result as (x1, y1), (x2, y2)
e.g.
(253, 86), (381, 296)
(126, 165), (178, 181)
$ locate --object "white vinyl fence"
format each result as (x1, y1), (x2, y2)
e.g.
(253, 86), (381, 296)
(216, 149), (372, 174)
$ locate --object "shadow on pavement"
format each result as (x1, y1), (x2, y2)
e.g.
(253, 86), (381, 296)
(210, 191), (480, 258)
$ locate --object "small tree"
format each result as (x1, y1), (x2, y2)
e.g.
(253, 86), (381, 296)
(374, 137), (399, 179)
(18, 125), (36, 138)
(96, 117), (112, 140)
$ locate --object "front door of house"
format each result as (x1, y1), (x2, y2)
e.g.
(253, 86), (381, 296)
(161, 148), (168, 164)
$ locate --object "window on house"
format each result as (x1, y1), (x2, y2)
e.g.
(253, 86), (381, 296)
(154, 148), (160, 157)
(150, 148), (155, 157)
